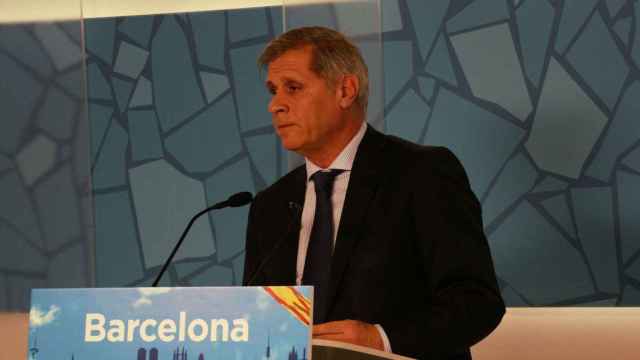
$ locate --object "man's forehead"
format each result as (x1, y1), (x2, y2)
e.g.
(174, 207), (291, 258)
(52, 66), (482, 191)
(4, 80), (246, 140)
(266, 48), (313, 76)
(266, 66), (310, 87)
(266, 68), (305, 85)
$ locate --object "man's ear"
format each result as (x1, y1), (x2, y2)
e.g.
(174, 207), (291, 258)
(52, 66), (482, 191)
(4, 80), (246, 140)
(337, 75), (359, 109)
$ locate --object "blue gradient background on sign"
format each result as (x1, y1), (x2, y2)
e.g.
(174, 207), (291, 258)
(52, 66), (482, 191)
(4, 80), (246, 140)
(29, 287), (311, 359)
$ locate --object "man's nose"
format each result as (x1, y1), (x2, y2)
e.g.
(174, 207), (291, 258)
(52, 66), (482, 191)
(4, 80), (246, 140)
(268, 95), (288, 114)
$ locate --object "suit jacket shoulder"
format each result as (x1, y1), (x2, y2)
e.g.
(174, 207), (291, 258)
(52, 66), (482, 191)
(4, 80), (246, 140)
(371, 131), (474, 196)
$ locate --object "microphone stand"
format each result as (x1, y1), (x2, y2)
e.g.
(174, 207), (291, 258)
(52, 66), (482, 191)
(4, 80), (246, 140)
(152, 192), (252, 287)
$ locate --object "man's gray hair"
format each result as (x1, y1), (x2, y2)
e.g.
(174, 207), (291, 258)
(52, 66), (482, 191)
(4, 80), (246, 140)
(258, 26), (369, 111)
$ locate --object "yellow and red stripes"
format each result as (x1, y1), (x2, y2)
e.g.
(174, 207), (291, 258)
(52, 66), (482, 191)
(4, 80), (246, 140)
(264, 286), (312, 326)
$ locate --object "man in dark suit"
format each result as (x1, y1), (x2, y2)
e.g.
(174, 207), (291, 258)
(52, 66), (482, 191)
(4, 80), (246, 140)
(243, 26), (504, 359)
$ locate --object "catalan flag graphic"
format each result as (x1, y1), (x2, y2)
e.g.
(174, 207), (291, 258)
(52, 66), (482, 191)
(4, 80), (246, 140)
(264, 286), (312, 326)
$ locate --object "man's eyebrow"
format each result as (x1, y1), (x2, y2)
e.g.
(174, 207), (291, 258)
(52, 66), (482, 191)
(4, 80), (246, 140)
(281, 76), (302, 84)
(265, 77), (303, 89)
(283, 78), (303, 86)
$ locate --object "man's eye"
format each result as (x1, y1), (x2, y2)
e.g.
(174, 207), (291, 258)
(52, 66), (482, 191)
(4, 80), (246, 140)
(287, 85), (300, 93)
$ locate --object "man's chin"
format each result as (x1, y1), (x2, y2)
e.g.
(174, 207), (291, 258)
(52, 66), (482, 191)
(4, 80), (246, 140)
(279, 138), (303, 152)
(282, 143), (302, 153)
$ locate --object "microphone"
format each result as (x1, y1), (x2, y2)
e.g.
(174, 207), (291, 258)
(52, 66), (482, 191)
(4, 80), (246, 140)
(152, 191), (254, 287)
(211, 191), (254, 209)
(245, 201), (302, 286)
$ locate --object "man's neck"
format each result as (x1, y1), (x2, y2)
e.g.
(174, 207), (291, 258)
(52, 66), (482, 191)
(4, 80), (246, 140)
(306, 119), (364, 169)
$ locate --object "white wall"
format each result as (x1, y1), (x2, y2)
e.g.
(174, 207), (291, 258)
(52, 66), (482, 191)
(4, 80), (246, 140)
(0, 0), (280, 23)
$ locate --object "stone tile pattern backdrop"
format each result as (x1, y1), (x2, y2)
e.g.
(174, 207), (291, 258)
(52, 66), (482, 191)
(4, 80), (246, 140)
(84, 9), (286, 290)
(82, 0), (640, 306)
(0, 21), (92, 311)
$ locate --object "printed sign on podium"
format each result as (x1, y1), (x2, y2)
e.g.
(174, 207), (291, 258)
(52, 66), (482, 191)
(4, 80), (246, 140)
(27, 286), (312, 360)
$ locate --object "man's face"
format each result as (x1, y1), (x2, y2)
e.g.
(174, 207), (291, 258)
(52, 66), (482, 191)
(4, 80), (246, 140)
(266, 46), (344, 156)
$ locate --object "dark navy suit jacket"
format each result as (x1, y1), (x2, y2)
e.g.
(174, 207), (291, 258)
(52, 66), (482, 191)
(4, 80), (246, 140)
(243, 126), (505, 359)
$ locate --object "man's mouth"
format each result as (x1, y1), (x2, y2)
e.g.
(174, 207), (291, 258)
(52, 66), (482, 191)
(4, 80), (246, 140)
(277, 123), (295, 130)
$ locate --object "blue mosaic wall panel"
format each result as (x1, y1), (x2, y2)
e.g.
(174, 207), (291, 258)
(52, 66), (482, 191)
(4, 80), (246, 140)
(0, 21), (92, 311)
(85, 8), (284, 288)
(83, 0), (640, 306)
(383, 0), (640, 306)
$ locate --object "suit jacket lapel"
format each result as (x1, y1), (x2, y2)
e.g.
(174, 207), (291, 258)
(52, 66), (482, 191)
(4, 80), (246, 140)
(266, 166), (306, 284)
(326, 126), (387, 311)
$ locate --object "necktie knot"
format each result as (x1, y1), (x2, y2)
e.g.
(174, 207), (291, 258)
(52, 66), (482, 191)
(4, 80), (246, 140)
(311, 169), (343, 194)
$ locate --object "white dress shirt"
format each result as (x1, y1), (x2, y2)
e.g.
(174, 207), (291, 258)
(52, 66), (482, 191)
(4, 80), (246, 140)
(295, 121), (392, 352)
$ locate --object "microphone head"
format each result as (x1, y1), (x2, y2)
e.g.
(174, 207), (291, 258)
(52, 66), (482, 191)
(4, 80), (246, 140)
(227, 191), (253, 207)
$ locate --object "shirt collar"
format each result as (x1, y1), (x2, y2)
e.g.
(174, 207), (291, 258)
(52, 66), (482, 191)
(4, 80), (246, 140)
(305, 121), (367, 180)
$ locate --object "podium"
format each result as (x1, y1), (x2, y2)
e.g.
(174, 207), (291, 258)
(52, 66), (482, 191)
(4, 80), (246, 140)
(24, 287), (414, 360)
